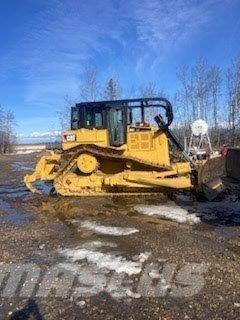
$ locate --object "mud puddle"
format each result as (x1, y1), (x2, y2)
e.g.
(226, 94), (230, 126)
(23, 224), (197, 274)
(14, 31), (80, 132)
(22, 184), (240, 233)
(0, 198), (35, 225)
(193, 201), (240, 226)
(12, 162), (34, 172)
(0, 184), (29, 199)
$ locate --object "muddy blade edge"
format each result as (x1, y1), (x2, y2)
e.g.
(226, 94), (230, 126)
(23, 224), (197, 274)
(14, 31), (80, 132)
(198, 156), (226, 200)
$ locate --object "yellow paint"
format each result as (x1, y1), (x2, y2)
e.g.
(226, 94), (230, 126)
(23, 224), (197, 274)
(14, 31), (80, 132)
(77, 153), (98, 174)
(62, 128), (109, 150)
(126, 129), (170, 166)
(24, 126), (193, 195)
(62, 127), (170, 166)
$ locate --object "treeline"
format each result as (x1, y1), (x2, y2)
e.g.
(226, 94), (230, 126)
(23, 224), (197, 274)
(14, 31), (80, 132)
(59, 57), (240, 148)
(174, 57), (240, 147)
(0, 106), (15, 154)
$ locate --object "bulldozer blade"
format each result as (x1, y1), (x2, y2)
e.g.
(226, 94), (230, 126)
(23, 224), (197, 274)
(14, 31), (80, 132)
(221, 148), (240, 190)
(24, 174), (42, 194)
(198, 156), (226, 200)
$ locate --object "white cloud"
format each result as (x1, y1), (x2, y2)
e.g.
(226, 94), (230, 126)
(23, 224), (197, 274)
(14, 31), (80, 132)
(131, 0), (234, 71)
(134, 0), (211, 46)
(0, 0), (236, 110)
(1, 0), (130, 107)
(23, 0), (131, 102)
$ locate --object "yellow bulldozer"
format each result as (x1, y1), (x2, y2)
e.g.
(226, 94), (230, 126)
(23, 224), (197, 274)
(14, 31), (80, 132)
(24, 98), (225, 198)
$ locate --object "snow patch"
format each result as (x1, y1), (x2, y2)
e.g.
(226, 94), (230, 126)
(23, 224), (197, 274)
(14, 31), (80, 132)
(133, 252), (151, 263)
(73, 220), (139, 236)
(135, 205), (200, 224)
(59, 241), (150, 276)
(58, 241), (153, 298)
(149, 270), (161, 279)
(15, 150), (40, 155)
(81, 241), (117, 250)
(60, 247), (141, 276)
(126, 289), (141, 299)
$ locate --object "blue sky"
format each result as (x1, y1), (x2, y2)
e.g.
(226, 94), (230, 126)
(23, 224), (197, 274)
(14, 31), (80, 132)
(0, 0), (240, 140)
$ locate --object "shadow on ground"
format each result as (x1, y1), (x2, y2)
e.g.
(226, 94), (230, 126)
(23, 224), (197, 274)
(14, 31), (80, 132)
(9, 299), (44, 320)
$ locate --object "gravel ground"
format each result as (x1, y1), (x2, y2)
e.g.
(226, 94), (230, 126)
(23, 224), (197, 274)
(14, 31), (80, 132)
(0, 153), (239, 320)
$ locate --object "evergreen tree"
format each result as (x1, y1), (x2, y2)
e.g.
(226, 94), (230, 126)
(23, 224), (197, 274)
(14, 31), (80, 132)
(104, 78), (120, 100)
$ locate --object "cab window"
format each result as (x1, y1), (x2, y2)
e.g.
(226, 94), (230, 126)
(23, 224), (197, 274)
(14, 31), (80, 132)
(71, 108), (80, 129)
(85, 109), (103, 128)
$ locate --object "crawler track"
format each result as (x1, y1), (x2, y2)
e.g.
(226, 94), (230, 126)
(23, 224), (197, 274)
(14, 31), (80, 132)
(53, 145), (173, 196)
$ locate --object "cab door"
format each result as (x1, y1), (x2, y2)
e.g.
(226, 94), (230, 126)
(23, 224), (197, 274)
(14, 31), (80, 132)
(107, 107), (126, 146)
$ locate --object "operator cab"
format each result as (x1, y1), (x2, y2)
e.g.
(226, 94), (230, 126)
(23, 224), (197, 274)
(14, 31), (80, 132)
(71, 98), (173, 147)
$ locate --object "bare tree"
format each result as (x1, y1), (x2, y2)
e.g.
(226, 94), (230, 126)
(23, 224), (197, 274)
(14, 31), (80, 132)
(104, 78), (121, 100)
(139, 83), (168, 122)
(0, 105), (16, 153)
(80, 65), (100, 101)
(140, 82), (157, 98)
(127, 85), (138, 99)
(58, 65), (100, 130)
(176, 60), (224, 147)
(177, 59), (221, 125)
(58, 95), (74, 131)
(176, 65), (196, 123)
(192, 59), (210, 120)
(208, 66), (221, 130)
(226, 56), (240, 145)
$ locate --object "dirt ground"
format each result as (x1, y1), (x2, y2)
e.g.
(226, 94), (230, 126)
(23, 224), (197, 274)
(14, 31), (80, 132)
(0, 153), (239, 320)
